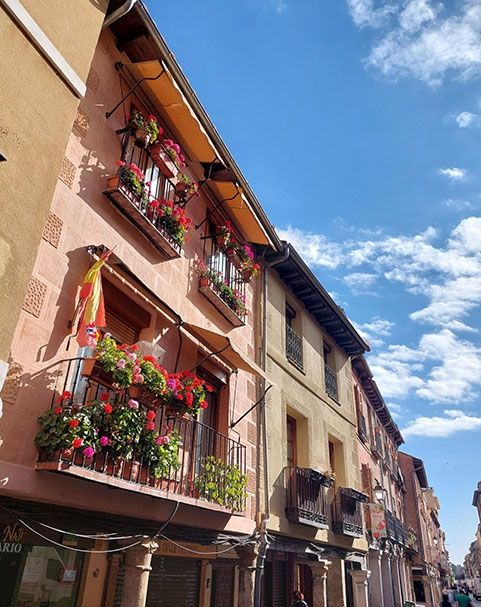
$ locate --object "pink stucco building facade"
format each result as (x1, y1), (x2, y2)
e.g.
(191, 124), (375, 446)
(0, 5), (280, 606)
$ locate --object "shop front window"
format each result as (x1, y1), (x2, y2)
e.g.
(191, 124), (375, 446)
(1, 543), (84, 607)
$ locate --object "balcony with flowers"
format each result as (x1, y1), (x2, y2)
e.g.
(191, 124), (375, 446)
(104, 111), (196, 259)
(35, 336), (248, 513)
(194, 222), (261, 327)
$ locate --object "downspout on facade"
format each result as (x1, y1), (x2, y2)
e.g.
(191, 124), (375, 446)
(253, 244), (290, 607)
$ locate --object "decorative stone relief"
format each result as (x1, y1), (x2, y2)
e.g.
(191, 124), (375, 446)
(22, 277), (47, 318)
(42, 213), (63, 248)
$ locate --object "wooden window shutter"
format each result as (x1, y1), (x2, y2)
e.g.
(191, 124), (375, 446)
(103, 280), (151, 345)
(105, 309), (139, 345)
(361, 464), (373, 502)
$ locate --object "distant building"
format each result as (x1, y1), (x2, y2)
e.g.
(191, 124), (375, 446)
(399, 453), (446, 607)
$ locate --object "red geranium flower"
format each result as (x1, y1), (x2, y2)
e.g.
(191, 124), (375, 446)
(54, 406), (63, 415)
(145, 421), (155, 431)
(56, 390), (71, 403)
(69, 419), (80, 428)
(103, 404), (113, 414)
(200, 400), (208, 409)
(72, 437), (83, 449)
(146, 410), (156, 421)
(100, 392), (110, 402)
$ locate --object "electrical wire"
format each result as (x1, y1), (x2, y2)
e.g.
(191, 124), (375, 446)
(157, 533), (253, 555)
(16, 516), (142, 554)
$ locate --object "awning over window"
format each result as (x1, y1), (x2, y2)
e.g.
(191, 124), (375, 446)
(132, 60), (274, 246)
(182, 323), (270, 382)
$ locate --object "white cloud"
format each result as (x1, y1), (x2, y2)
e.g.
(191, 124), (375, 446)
(343, 272), (378, 294)
(455, 111), (480, 128)
(347, 0), (396, 28)
(442, 198), (475, 211)
(355, 316), (395, 347)
(348, 0), (481, 86)
(437, 167), (467, 181)
(399, 0), (440, 33)
(386, 402), (404, 421)
(402, 409), (481, 438)
(276, 226), (343, 269)
(278, 217), (481, 405)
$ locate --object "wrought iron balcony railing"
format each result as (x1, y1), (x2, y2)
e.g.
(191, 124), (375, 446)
(36, 358), (247, 512)
(198, 250), (246, 326)
(284, 467), (332, 529)
(386, 510), (397, 541)
(324, 363), (338, 401)
(286, 325), (303, 370)
(331, 487), (367, 537)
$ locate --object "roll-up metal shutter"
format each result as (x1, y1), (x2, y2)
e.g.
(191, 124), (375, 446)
(146, 556), (200, 607)
(272, 560), (287, 606)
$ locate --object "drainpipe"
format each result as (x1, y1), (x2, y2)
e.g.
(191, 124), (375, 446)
(253, 244), (290, 607)
(102, 0), (138, 29)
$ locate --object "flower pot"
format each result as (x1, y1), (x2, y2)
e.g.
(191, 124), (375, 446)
(128, 385), (162, 409)
(107, 175), (120, 190)
(150, 145), (178, 178)
(107, 458), (123, 478)
(241, 267), (253, 283)
(198, 275), (210, 289)
(174, 182), (189, 200)
(135, 128), (151, 148)
(81, 359), (114, 388)
(215, 234), (230, 249)
(225, 246), (242, 268)
(122, 460), (141, 482)
(81, 357), (97, 377)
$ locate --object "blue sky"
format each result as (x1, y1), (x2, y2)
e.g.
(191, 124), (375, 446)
(145, 0), (481, 563)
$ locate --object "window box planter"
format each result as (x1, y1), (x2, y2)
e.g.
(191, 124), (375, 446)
(198, 276), (245, 327)
(128, 385), (163, 410)
(225, 245), (243, 269)
(104, 176), (181, 259)
(149, 145), (178, 178)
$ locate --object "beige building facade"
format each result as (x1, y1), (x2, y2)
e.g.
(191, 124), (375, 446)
(260, 244), (370, 606)
(0, 0), (110, 402)
(352, 356), (416, 607)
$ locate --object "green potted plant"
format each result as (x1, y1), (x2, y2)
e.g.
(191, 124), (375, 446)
(161, 371), (212, 417)
(195, 456), (247, 511)
(175, 172), (198, 200)
(147, 199), (192, 246)
(130, 111), (161, 147)
(215, 222), (234, 249)
(141, 429), (182, 487)
(128, 356), (168, 408)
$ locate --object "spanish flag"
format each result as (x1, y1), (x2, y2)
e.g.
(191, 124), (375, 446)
(76, 250), (112, 347)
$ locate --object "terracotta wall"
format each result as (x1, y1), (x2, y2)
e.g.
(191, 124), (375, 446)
(0, 30), (258, 531)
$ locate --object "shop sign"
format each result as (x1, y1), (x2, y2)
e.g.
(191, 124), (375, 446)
(0, 523), (26, 553)
(368, 503), (387, 539)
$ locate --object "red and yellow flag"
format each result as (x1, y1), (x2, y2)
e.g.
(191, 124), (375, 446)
(76, 250), (112, 347)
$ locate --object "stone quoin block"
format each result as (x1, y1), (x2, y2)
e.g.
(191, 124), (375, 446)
(22, 277), (47, 318)
(73, 108), (90, 138)
(59, 157), (76, 189)
(42, 213), (63, 248)
(247, 421), (256, 444)
(86, 68), (100, 93)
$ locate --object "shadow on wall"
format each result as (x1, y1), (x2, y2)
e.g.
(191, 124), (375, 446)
(40, 247), (94, 363)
